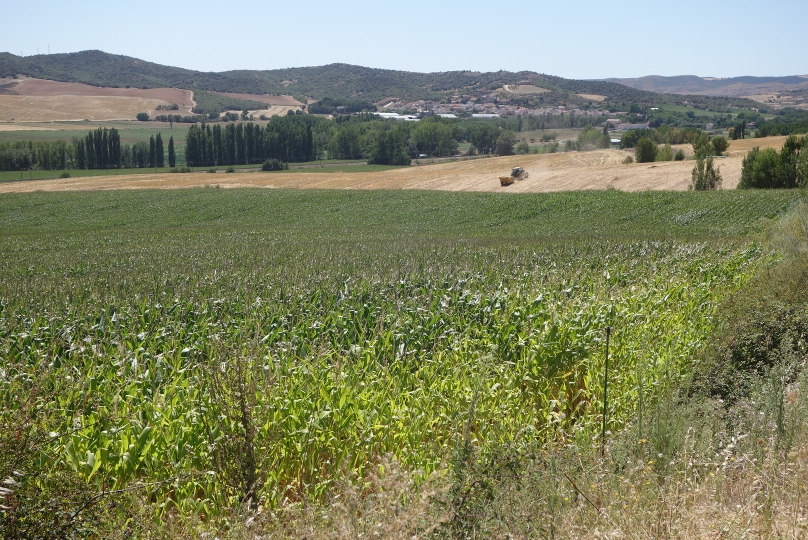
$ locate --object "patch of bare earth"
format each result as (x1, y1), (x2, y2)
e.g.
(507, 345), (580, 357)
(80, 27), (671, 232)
(0, 78), (195, 120)
(0, 95), (171, 122)
(0, 137), (788, 194)
(212, 92), (303, 106)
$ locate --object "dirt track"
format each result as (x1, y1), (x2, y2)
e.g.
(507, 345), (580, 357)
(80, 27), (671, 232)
(0, 137), (787, 194)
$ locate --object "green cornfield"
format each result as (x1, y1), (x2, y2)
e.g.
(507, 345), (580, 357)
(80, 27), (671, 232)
(0, 188), (800, 516)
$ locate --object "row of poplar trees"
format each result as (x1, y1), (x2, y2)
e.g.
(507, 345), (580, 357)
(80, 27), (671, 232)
(184, 116), (315, 167)
(74, 128), (176, 169)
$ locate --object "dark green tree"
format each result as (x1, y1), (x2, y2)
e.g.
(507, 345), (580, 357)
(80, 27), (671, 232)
(495, 130), (517, 156)
(168, 136), (175, 168)
(155, 133), (165, 168)
(75, 139), (86, 169)
(711, 135), (729, 156)
(635, 138), (657, 163)
(690, 157), (722, 190)
(149, 135), (156, 167)
(738, 147), (781, 188)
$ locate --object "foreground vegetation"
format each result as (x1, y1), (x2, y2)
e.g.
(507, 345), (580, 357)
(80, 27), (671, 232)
(0, 189), (805, 538)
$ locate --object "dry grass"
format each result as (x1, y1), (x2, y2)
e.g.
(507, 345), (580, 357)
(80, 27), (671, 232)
(0, 136), (788, 195)
(0, 123), (61, 132)
(248, 106), (302, 118)
(502, 84), (550, 94)
(5, 77), (195, 113)
(576, 93), (607, 101)
(213, 92), (304, 106)
(0, 95), (170, 122)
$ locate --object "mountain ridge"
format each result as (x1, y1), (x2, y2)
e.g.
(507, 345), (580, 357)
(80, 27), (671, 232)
(0, 50), (762, 109)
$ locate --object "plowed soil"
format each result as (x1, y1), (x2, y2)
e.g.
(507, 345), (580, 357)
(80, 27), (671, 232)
(0, 137), (787, 194)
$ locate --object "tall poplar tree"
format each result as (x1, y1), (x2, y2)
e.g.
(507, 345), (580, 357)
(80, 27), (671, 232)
(156, 133), (165, 167)
(149, 136), (156, 167)
(168, 136), (175, 167)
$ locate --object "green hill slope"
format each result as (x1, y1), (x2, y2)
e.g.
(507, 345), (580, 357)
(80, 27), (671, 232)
(0, 50), (762, 110)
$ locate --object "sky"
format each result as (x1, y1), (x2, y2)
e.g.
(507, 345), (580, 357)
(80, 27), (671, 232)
(3, 0), (806, 79)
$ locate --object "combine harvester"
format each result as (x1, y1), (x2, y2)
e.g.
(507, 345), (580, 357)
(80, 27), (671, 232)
(499, 166), (529, 186)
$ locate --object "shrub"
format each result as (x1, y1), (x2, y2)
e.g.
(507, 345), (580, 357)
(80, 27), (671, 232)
(711, 135), (729, 156)
(515, 141), (530, 154)
(656, 143), (674, 162)
(622, 156), (634, 164)
(739, 147), (782, 189)
(261, 159), (289, 171)
(674, 149), (686, 161)
(59, 171), (71, 178)
(691, 131), (712, 159)
(635, 138), (657, 163)
(226, 166), (235, 173)
(169, 166), (193, 173)
(690, 157), (722, 191)
(136, 112), (149, 121)
(207, 168), (217, 173)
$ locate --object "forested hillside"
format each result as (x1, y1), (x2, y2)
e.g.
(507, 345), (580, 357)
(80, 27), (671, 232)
(0, 50), (761, 110)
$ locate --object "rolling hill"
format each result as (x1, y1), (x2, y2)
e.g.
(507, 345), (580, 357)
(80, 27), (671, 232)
(606, 75), (808, 109)
(0, 50), (762, 110)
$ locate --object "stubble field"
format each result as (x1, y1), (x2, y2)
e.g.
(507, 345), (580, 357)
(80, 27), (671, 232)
(0, 136), (787, 194)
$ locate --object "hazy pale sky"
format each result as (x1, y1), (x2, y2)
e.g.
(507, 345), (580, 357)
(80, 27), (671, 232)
(3, 0), (806, 79)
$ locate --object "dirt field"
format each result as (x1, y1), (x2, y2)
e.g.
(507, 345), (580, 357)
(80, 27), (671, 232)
(3, 78), (194, 108)
(249, 106), (303, 118)
(0, 123), (61, 132)
(0, 137), (787, 194)
(0, 95), (175, 122)
(213, 92), (303, 106)
(502, 85), (549, 94)
(0, 78), (196, 120)
(576, 93), (606, 101)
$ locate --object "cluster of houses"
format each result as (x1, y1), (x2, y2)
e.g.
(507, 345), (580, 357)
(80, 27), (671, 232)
(375, 99), (612, 122)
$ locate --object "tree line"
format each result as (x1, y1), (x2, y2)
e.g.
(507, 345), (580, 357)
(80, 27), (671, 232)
(184, 116), (315, 167)
(0, 128), (176, 171)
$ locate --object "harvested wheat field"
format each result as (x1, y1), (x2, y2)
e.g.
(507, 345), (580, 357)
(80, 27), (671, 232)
(0, 77), (196, 120)
(213, 92), (303, 106)
(249, 105), (302, 118)
(0, 136), (788, 194)
(0, 123), (62, 132)
(0, 95), (172, 122)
